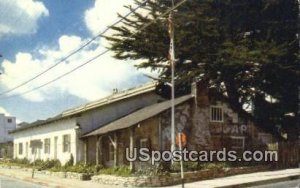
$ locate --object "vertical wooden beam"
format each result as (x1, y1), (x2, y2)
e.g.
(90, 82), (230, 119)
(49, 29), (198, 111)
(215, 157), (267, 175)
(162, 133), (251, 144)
(99, 136), (103, 165)
(158, 116), (162, 151)
(96, 136), (103, 165)
(129, 127), (135, 171)
(84, 139), (88, 165)
(96, 136), (99, 165)
(114, 132), (118, 167)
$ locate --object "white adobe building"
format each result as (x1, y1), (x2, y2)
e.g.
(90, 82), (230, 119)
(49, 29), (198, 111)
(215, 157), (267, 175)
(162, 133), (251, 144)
(10, 83), (162, 164)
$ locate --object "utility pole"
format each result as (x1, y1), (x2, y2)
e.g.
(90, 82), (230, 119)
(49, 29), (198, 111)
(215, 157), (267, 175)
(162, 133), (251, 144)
(169, 0), (176, 159)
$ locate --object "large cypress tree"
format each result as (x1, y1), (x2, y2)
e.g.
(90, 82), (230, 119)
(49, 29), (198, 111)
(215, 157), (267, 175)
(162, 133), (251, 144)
(106, 0), (300, 139)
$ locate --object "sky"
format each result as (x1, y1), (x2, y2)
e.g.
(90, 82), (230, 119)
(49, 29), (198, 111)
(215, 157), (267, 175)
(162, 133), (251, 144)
(0, 0), (156, 123)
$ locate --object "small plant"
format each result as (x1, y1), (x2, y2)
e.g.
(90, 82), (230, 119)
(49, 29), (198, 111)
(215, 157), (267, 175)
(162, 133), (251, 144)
(99, 166), (132, 177)
(65, 154), (74, 167)
(134, 162), (169, 177)
(199, 162), (229, 170)
(37, 159), (61, 171)
(10, 158), (30, 167)
(171, 161), (199, 172)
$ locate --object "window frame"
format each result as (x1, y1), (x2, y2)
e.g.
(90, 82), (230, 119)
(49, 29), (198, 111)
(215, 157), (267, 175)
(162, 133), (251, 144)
(210, 105), (224, 122)
(44, 138), (51, 154)
(62, 134), (71, 153)
(230, 136), (245, 150)
(7, 118), (12, 123)
(18, 143), (23, 155)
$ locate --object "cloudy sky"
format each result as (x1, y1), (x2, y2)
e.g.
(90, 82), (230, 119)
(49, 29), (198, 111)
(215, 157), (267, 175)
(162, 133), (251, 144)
(0, 0), (155, 123)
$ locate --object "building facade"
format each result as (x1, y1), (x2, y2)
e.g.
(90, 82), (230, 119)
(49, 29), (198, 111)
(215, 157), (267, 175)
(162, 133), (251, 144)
(0, 114), (16, 158)
(11, 83), (162, 164)
(83, 83), (275, 170)
(11, 82), (274, 167)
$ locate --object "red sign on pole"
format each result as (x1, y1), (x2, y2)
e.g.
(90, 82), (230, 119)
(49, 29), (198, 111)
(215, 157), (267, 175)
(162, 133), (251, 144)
(176, 133), (187, 147)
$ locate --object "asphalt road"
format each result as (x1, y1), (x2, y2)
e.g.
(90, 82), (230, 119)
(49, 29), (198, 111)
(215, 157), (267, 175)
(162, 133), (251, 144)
(0, 176), (43, 188)
(250, 179), (300, 188)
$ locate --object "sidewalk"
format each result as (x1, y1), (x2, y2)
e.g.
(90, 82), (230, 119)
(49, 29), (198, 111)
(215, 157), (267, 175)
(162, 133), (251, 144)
(165, 168), (300, 188)
(0, 167), (122, 188)
(0, 167), (299, 188)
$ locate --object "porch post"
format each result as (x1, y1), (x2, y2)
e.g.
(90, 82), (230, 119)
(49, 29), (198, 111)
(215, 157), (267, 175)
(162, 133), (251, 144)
(99, 136), (103, 165)
(114, 132), (118, 167)
(96, 136), (99, 165)
(158, 116), (162, 151)
(129, 126), (135, 170)
(96, 136), (103, 165)
(84, 139), (88, 165)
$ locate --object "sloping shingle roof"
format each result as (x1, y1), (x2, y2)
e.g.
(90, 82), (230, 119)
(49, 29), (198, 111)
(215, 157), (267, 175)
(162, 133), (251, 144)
(83, 94), (194, 137)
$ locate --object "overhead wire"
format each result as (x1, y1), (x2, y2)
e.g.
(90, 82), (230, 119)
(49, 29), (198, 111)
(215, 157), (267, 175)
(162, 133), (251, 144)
(0, 0), (149, 96)
(0, 0), (188, 100)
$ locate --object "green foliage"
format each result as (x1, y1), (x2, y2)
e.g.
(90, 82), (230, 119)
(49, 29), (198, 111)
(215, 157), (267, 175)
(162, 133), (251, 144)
(171, 161), (198, 172)
(106, 0), (300, 139)
(9, 158), (30, 167)
(99, 166), (132, 177)
(36, 159), (61, 171)
(199, 162), (229, 170)
(171, 162), (229, 172)
(65, 154), (74, 167)
(50, 161), (103, 174)
(134, 162), (170, 176)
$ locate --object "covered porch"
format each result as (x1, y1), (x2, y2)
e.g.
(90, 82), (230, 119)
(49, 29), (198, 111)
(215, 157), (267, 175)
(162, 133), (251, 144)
(81, 95), (193, 170)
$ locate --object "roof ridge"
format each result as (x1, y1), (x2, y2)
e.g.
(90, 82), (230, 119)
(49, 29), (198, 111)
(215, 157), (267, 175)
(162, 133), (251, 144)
(62, 81), (157, 117)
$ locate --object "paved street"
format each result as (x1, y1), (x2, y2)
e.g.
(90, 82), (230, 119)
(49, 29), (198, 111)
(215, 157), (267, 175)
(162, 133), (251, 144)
(0, 176), (43, 188)
(250, 179), (300, 188)
(164, 168), (300, 188)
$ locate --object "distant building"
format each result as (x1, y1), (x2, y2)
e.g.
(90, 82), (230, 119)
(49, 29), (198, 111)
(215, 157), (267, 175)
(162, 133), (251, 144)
(0, 114), (16, 158)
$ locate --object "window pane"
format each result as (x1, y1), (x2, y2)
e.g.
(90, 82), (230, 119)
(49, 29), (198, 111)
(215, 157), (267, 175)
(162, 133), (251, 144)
(210, 106), (223, 122)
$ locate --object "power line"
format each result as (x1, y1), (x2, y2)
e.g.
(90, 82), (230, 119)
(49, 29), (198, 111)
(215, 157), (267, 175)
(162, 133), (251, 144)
(0, 0), (187, 100)
(0, 0), (149, 96)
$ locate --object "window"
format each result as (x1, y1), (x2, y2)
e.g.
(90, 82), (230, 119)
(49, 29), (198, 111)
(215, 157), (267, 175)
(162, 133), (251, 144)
(231, 136), (245, 150)
(109, 143), (114, 161)
(44, 138), (50, 154)
(210, 106), (224, 122)
(7, 118), (12, 123)
(258, 133), (272, 144)
(140, 138), (149, 148)
(63, 135), (71, 153)
(18, 143), (23, 155)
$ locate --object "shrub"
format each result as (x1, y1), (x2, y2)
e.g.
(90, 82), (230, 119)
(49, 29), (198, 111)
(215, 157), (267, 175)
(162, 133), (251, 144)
(135, 162), (169, 177)
(10, 158), (30, 167)
(37, 159), (61, 171)
(99, 166), (132, 177)
(65, 154), (74, 167)
(171, 161), (199, 172)
(50, 161), (104, 174)
(199, 162), (229, 170)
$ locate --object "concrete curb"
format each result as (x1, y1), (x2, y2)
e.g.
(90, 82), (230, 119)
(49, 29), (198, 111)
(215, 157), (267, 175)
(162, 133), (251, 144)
(216, 174), (300, 188)
(0, 171), (66, 188)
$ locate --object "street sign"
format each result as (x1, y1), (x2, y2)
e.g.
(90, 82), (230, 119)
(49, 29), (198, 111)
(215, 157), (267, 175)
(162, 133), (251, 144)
(30, 140), (42, 149)
(176, 132), (186, 147)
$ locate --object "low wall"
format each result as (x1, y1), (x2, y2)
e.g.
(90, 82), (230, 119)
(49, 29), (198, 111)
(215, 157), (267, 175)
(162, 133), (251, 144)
(92, 166), (271, 187)
(0, 165), (91, 180)
(0, 164), (271, 186)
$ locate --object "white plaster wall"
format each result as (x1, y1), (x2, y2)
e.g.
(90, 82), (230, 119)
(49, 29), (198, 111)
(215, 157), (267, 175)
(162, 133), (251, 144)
(0, 114), (16, 143)
(13, 118), (79, 165)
